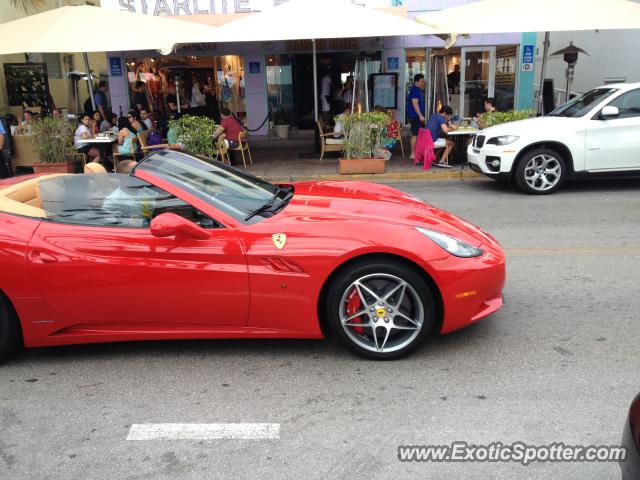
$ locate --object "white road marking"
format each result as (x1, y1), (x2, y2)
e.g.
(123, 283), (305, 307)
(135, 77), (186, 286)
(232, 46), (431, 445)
(126, 423), (280, 440)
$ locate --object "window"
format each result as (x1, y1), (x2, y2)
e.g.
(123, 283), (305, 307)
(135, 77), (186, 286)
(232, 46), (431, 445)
(137, 150), (281, 224)
(38, 174), (219, 229)
(548, 88), (617, 118)
(606, 89), (640, 119)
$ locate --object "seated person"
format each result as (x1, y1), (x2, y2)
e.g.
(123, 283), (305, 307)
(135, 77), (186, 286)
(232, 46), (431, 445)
(216, 107), (242, 148)
(16, 110), (34, 135)
(90, 110), (103, 135)
(74, 113), (101, 163)
(100, 112), (119, 133)
(113, 117), (137, 156)
(426, 105), (457, 168)
(332, 106), (350, 139)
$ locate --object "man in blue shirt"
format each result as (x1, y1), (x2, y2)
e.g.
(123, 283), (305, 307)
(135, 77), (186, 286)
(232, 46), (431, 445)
(406, 73), (426, 160)
(426, 105), (457, 168)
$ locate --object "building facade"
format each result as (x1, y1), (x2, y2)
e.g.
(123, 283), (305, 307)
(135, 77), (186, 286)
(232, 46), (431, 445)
(102, 0), (539, 135)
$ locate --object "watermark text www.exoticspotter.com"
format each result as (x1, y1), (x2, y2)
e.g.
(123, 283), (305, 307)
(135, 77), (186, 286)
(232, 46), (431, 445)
(397, 442), (627, 466)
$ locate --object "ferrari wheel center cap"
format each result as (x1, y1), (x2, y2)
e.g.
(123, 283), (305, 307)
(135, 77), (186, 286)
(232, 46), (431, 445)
(376, 308), (386, 318)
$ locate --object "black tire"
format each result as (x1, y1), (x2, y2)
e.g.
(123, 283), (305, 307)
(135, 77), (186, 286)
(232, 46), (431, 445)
(0, 296), (20, 363)
(326, 259), (435, 360)
(515, 147), (566, 195)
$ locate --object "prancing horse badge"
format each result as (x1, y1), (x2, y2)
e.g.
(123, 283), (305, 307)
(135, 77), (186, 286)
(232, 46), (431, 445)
(272, 233), (287, 250)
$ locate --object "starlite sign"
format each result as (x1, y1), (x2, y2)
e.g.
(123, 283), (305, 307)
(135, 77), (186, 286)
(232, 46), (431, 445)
(102, 0), (390, 16)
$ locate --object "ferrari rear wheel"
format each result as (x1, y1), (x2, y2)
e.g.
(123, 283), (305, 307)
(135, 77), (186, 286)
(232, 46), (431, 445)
(0, 296), (20, 362)
(327, 260), (435, 360)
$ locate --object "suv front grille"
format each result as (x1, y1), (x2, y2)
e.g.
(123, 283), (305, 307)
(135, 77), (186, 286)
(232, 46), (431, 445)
(475, 135), (486, 148)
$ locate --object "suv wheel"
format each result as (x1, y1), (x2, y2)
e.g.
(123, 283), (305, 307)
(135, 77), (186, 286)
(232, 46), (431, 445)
(515, 148), (566, 195)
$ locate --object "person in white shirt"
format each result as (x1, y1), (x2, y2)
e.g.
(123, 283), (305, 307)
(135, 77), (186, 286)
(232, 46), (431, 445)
(140, 109), (153, 130)
(74, 113), (101, 163)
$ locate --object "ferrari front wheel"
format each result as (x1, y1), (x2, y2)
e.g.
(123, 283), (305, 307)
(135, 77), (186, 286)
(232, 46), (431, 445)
(0, 296), (19, 362)
(326, 260), (435, 360)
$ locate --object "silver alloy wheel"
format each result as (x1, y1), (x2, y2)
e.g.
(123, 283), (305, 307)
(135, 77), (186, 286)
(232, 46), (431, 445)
(523, 154), (562, 192)
(338, 273), (424, 354)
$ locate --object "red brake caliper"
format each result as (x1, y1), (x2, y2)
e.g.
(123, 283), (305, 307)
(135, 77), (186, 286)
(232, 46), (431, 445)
(346, 287), (365, 334)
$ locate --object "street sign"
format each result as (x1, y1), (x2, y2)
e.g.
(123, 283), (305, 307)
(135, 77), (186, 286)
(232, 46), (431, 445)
(109, 57), (123, 77)
(522, 44), (534, 72)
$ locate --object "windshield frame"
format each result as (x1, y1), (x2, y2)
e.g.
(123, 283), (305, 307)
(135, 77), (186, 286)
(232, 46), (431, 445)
(134, 150), (290, 226)
(547, 87), (618, 118)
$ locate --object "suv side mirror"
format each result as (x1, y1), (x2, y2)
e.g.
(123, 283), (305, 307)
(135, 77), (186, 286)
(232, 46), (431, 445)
(150, 213), (211, 240)
(600, 106), (620, 119)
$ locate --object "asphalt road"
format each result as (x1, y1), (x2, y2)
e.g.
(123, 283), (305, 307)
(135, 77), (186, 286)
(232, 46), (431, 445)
(1, 176), (640, 480)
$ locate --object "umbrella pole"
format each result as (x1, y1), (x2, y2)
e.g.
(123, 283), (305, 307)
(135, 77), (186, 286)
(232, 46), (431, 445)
(312, 39), (318, 123)
(537, 31), (550, 115)
(83, 52), (97, 111)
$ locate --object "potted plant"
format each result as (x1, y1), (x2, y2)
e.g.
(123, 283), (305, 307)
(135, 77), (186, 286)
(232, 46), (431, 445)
(478, 109), (535, 129)
(29, 117), (79, 174)
(272, 110), (290, 140)
(168, 115), (218, 157)
(337, 111), (389, 175)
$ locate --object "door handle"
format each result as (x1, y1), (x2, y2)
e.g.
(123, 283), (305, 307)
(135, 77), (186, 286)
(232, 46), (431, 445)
(29, 250), (58, 264)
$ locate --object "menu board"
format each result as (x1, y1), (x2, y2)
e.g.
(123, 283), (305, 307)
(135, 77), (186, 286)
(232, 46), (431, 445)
(4, 63), (52, 110)
(371, 73), (398, 110)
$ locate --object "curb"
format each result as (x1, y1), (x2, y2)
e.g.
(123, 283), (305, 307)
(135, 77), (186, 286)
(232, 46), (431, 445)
(264, 169), (484, 183)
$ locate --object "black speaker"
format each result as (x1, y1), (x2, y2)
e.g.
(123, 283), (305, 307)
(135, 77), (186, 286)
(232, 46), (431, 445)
(542, 79), (555, 115)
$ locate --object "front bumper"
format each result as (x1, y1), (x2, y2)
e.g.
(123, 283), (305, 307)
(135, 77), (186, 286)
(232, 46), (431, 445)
(467, 144), (519, 177)
(422, 239), (506, 334)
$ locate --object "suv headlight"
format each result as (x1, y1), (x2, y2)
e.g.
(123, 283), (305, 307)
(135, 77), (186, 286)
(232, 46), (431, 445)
(486, 135), (519, 146)
(416, 227), (483, 258)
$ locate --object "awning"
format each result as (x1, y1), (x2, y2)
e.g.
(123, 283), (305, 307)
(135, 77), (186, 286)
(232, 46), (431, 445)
(416, 0), (640, 34)
(0, 5), (217, 55)
(210, 0), (443, 42)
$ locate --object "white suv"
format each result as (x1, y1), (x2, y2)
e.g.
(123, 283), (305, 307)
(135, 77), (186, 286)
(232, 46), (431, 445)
(467, 82), (640, 194)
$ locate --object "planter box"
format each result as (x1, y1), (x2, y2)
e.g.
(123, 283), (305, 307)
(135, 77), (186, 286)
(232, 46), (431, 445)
(338, 158), (386, 175)
(32, 161), (76, 174)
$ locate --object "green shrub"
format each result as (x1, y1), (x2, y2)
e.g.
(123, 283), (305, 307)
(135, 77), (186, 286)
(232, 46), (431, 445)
(336, 111), (389, 159)
(29, 117), (76, 164)
(168, 115), (218, 157)
(478, 109), (535, 129)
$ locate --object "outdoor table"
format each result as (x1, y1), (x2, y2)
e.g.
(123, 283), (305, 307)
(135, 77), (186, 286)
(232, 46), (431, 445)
(76, 135), (117, 168)
(447, 127), (480, 169)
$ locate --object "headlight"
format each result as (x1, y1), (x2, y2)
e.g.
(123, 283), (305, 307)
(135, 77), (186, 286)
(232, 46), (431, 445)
(416, 227), (483, 258)
(486, 135), (519, 146)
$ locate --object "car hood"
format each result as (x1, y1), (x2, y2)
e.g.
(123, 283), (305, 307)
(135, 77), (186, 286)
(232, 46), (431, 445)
(266, 181), (496, 247)
(480, 115), (582, 137)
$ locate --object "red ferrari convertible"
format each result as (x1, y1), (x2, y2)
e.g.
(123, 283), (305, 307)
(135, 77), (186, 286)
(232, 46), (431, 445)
(0, 150), (505, 360)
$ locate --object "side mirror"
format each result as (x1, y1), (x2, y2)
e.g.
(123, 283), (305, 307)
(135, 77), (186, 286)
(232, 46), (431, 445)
(600, 106), (620, 119)
(150, 213), (210, 240)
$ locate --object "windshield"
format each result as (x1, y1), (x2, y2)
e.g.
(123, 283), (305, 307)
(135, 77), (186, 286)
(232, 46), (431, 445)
(136, 150), (285, 224)
(548, 88), (618, 118)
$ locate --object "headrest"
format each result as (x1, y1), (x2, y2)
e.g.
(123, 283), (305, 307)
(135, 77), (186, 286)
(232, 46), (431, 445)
(84, 162), (108, 174)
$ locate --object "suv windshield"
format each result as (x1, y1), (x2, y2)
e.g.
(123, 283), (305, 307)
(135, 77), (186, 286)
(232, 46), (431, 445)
(548, 88), (617, 118)
(136, 150), (290, 224)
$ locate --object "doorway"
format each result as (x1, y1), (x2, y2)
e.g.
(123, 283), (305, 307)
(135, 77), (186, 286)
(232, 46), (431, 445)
(460, 47), (496, 117)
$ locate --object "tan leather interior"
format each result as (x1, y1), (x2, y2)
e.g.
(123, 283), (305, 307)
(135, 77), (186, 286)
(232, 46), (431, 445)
(0, 174), (70, 218)
(84, 162), (108, 174)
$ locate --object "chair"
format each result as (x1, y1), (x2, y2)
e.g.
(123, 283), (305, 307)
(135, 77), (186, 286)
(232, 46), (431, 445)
(213, 136), (231, 165)
(317, 120), (344, 162)
(229, 131), (253, 169)
(139, 128), (172, 154)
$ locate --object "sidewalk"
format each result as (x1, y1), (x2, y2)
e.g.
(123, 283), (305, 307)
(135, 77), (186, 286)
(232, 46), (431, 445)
(241, 142), (484, 183)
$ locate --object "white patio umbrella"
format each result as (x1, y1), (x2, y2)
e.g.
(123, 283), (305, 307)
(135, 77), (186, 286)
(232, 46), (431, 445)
(211, 0), (443, 121)
(415, 0), (640, 113)
(0, 5), (217, 109)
